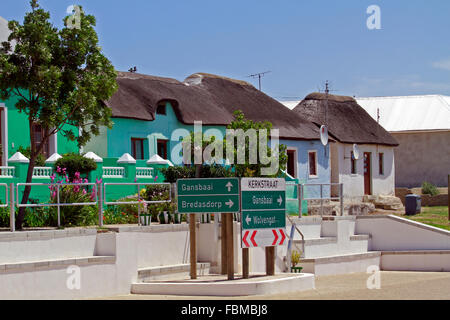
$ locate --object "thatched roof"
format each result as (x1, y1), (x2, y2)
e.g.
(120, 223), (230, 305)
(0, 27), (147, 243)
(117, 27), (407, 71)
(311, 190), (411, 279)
(292, 93), (399, 146)
(105, 72), (320, 140)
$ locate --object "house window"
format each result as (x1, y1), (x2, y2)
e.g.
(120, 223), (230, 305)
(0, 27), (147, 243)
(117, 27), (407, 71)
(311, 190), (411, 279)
(157, 139), (168, 159)
(379, 153), (384, 175)
(32, 123), (49, 159)
(308, 151), (317, 177)
(131, 138), (145, 160)
(287, 149), (297, 178)
(351, 151), (357, 174)
(156, 103), (166, 115)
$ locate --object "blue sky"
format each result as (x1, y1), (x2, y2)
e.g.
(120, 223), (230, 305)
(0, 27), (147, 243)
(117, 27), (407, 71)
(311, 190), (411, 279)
(1, 0), (450, 99)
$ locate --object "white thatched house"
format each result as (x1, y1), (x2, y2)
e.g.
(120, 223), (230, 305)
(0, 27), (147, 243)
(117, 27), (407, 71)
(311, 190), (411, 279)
(290, 93), (399, 200)
(357, 95), (450, 188)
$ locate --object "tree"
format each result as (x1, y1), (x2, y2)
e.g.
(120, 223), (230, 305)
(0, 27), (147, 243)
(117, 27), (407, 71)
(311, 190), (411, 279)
(179, 110), (288, 178)
(0, 1), (118, 229)
(224, 110), (287, 178)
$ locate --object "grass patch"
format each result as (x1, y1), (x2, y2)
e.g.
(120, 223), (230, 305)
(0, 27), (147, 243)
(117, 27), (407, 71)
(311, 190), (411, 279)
(395, 206), (450, 231)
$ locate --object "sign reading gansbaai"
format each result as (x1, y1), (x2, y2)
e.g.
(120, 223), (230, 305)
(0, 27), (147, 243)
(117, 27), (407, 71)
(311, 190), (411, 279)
(241, 178), (286, 248)
(177, 178), (240, 213)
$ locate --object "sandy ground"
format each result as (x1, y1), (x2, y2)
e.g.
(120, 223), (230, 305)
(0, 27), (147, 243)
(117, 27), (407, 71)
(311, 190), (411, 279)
(97, 271), (450, 300)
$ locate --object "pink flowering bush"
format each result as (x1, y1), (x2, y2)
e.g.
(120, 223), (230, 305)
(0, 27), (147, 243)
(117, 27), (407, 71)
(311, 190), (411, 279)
(47, 169), (98, 227)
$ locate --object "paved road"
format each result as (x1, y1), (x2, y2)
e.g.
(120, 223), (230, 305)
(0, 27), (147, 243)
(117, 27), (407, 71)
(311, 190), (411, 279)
(99, 271), (450, 300)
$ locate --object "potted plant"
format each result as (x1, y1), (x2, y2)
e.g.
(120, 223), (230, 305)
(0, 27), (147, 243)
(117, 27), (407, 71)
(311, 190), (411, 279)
(170, 202), (182, 224)
(139, 200), (152, 226)
(290, 250), (303, 273)
(157, 202), (171, 224)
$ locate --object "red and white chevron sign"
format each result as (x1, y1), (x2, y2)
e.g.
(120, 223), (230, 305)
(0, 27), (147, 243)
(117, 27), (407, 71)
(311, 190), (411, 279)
(242, 228), (286, 248)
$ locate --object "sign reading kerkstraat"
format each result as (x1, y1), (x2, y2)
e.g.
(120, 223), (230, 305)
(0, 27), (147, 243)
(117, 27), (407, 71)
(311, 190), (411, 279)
(241, 178), (286, 248)
(177, 178), (240, 213)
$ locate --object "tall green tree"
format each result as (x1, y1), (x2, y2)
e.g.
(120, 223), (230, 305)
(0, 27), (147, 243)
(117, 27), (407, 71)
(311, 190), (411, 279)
(224, 110), (287, 178)
(0, 1), (118, 229)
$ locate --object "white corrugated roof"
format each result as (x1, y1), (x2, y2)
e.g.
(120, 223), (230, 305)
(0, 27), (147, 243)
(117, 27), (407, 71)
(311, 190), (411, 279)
(356, 95), (450, 132)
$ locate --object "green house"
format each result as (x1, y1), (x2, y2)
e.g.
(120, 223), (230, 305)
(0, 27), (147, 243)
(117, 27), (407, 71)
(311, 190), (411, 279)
(0, 93), (80, 166)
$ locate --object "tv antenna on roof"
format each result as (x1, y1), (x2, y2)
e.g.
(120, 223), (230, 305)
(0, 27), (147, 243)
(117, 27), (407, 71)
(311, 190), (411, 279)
(128, 66), (137, 73)
(248, 71), (271, 91)
(318, 80), (339, 126)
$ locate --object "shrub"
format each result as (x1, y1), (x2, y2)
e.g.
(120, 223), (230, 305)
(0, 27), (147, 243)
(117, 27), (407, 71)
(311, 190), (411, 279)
(0, 205), (9, 228)
(160, 166), (195, 183)
(291, 250), (301, 268)
(17, 146), (46, 166)
(23, 198), (53, 228)
(54, 153), (97, 179)
(48, 172), (98, 227)
(160, 164), (233, 183)
(422, 182), (439, 196)
(103, 198), (140, 225)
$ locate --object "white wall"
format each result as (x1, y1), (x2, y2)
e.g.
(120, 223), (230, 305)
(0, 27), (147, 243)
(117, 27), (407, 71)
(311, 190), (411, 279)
(334, 143), (395, 199)
(356, 215), (450, 251)
(0, 229), (98, 264)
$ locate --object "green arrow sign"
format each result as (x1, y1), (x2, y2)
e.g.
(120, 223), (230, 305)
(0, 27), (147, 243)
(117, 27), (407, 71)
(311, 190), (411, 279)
(177, 178), (239, 195)
(242, 210), (286, 229)
(241, 190), (285, 210)
(177, 178), (240, 213)
(240, 178), (287, 246)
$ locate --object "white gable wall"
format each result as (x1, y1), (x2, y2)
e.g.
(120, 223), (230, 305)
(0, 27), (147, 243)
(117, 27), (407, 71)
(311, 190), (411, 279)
(331, 142), (395, 199)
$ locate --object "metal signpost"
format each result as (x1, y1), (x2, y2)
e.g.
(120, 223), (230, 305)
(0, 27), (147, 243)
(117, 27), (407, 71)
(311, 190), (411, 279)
(241, 178), (287, 248)
(177, 178), (240, 213)
(177, 178), (240, 280)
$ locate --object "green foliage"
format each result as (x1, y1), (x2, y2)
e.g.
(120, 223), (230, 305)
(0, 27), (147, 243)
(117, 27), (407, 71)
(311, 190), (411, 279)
(103, 199), (139, 225)
(0, 0), (117, 228)
(54, 153), (97, 179)
(142, 184), (172, 220)
(0, 1), (118, 149)
(23, 198), (52, 227)
(17, 146), (45, 166)
(224, 110), (288, 177)
(160, 164), (233, 183)
(291, 250), (301, 267)
(0, 205), (9, 228)
(422, 182), (439, 196)
(160, 166), (195, 183)
(48, 185), (97, 227)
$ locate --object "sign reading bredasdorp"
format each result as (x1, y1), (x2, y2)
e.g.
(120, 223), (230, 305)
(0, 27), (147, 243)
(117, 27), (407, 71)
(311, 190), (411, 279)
(177, 178), (240, 213)
(241, 178), (286, 248)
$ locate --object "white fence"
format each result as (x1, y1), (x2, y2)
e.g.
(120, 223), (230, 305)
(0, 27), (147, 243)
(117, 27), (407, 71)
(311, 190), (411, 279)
(0, 167), (15, 178)
(103, 167), (125, 178)
(136, 167), (154, 178)
(32, 167), (53, 178)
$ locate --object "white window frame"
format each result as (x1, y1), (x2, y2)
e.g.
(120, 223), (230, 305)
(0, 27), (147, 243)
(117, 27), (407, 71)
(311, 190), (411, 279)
(308, 150), (318, 179)
(286, 147), (298, 178)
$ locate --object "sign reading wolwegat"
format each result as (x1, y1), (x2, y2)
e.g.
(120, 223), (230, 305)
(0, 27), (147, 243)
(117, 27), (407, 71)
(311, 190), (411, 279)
(241, 178), (286, 248)
(177, 178), (240, 213)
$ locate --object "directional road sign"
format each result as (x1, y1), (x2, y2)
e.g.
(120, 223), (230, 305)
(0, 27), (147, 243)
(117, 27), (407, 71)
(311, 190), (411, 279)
(241, 178), (286, 248)
(177, 178), (240, 213)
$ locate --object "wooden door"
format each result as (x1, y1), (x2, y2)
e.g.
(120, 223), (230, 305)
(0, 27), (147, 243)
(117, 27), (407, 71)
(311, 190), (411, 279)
(287, 150), (296, 178)
(363, 152), (372, 195)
